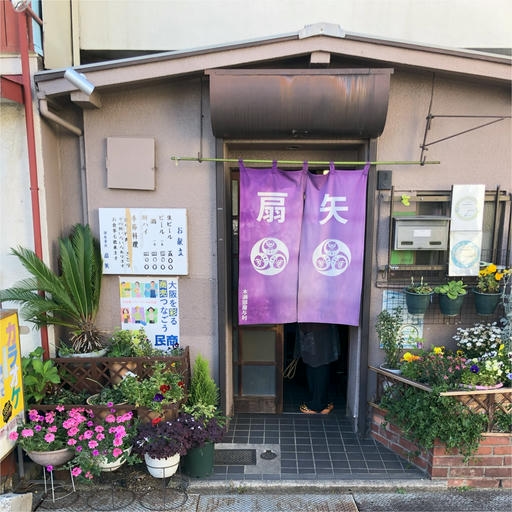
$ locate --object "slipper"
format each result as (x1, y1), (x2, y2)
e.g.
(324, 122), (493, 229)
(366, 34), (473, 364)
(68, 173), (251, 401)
(300, 404), (317, 414)
(320, 403), (334, 415)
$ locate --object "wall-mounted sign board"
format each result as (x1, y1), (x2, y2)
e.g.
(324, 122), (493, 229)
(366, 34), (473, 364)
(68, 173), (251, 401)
(0, 311), (24, 462)
(99, 208), (188, 275)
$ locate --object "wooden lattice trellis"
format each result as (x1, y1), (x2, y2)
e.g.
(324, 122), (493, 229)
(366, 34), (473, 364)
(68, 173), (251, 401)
(370, 365), (512, 432)
(52, 346), (190, 394)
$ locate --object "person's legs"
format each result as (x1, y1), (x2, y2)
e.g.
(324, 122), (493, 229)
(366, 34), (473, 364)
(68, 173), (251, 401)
(305, 363), (330, 412)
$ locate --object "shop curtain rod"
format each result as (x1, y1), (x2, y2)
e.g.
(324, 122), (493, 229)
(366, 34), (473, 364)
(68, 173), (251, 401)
(171, 156), (440, 166)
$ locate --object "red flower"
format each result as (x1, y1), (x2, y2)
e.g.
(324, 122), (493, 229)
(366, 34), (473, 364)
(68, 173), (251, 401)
(178, 381), (184, 388)
(159, 384), (170, 393)
(151, 417), (162, 426)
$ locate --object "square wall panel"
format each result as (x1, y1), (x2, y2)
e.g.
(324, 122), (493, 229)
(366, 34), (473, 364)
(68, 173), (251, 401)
(106, 137), (155, 190)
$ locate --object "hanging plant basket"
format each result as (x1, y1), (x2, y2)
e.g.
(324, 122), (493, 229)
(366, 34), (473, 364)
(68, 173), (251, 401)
(473, 290), (501, 315)
(404, 290), (433, 315)
(438, 294), (465, 316)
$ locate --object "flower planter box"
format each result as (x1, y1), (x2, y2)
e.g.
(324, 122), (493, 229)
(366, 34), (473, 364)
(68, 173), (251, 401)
(370, 403), (512, 489)
(31, 347), (190, 422)
(370, 365), (512, 432)
(52, 346), (190, 394)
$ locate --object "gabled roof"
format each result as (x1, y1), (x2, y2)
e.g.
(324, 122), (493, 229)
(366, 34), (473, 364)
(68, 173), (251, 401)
(35, 23), (511, 99)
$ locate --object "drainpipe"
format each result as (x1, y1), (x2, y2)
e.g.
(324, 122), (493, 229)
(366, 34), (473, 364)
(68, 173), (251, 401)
(39, 99), (82, 136)
(17, 8), (50, 358)
(38, 100), (87, 223)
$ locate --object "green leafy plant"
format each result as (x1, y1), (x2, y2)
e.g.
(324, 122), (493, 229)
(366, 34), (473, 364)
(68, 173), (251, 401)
(86, 385), (127, 405)
(376, 307), (405, 369)
(434, 279), (468, 299)
(406, 276), (434, 295)
(380, 384), (486, 461)
(0, 224), (104, 353)
(119, 362), (185, 415)
(106, 327), (162, 357)
(21, 347), (61, 405)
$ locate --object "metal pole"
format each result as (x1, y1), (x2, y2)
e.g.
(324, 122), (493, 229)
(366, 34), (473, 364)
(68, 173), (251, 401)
(171, 156), (440, 166)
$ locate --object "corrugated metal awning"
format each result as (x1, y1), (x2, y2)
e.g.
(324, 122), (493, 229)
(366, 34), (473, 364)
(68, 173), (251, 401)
(206, 68), (393, 139)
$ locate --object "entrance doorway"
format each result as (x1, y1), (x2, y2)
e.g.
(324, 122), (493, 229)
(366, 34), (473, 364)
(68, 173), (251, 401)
(282, 323), (348, 414)
(224, 141), (370, 421)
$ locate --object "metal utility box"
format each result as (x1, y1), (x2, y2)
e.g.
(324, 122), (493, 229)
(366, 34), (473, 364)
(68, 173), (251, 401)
(393, 216), (450, 250)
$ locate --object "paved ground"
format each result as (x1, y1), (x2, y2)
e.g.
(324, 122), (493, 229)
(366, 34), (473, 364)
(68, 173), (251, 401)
(25, 477), (511, 511)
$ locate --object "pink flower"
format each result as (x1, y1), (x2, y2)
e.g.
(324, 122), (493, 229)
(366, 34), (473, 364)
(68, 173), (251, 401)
(105, 414), (116, 424)
(45, 412), (55, 424)
(88, 440), (98, 449)
(28, 410), (41, 421)
(83, 430), (94, 439)
(21, 429), (34, 438)
(95, 425), (104, 433)
(34, 425), (42, 432)
(56, 405), (65, 412)
(67, 439), (77, 446)
(48, 426), (58, 433)
(92, 449), (99, 456)
(96, 433), (105, 441)
(46, 465), (53, 472)
(85, 471), (93, 480)
(44, 433), (55, 443)
(113, 437), (123, 447)
(8, 432), (19, 441)
(67, 427), (79, 436)
(71, 467), (82, 477)
(112, 448), (123, 458)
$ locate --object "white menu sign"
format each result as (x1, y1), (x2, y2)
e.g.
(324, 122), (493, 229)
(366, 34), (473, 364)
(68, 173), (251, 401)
(99, 208), (188, 275)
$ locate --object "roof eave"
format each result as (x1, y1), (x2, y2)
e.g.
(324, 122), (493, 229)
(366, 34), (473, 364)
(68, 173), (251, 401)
(34, 29), (511, 98)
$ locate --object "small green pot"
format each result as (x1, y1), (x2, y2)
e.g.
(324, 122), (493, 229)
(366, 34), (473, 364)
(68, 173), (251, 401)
(473, 290), (500, 315)
(181, 442), (215, 478)
(404, 290), (433, 315)
(438, 294), (465, 316)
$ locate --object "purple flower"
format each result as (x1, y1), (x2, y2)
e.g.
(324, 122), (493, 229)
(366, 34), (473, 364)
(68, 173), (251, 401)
(153, 393), (164, 402)
(470, 364), (480, 373)
(46, 465), (53, 472)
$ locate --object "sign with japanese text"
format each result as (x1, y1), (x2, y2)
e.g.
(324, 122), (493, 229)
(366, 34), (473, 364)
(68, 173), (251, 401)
(99, 208), (188, 275)
(298, 164), (369, 325)
(119, 277), (180, 350)
(0, 311), (24, 461)
(238, 161), (369, 326)
(238, 162), (306, 324)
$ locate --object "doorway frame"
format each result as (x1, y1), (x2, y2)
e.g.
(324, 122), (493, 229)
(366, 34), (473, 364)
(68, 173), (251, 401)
(215, 139), (378, 432)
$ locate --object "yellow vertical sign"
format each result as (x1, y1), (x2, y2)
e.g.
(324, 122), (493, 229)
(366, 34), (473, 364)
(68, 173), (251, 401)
(0, 311), (25, 460)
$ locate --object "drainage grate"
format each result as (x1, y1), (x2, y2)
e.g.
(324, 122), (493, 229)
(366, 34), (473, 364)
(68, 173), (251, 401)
(214, 449), (257, 466)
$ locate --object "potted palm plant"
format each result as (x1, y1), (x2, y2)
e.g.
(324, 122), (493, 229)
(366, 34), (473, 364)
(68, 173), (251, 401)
(0, 224), (105, 355)
(434, 279), (467, 316)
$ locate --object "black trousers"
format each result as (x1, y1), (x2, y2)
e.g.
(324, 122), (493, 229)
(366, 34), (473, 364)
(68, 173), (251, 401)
(305, 363), (330, 412)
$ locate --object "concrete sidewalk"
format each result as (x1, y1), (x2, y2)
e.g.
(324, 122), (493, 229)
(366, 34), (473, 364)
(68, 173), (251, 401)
(22, 478), (512, 511)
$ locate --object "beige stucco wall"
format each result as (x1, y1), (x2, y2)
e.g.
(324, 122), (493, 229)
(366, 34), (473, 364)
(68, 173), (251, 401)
(367, 69), (511, 375)
(79, 78), (219, 376)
